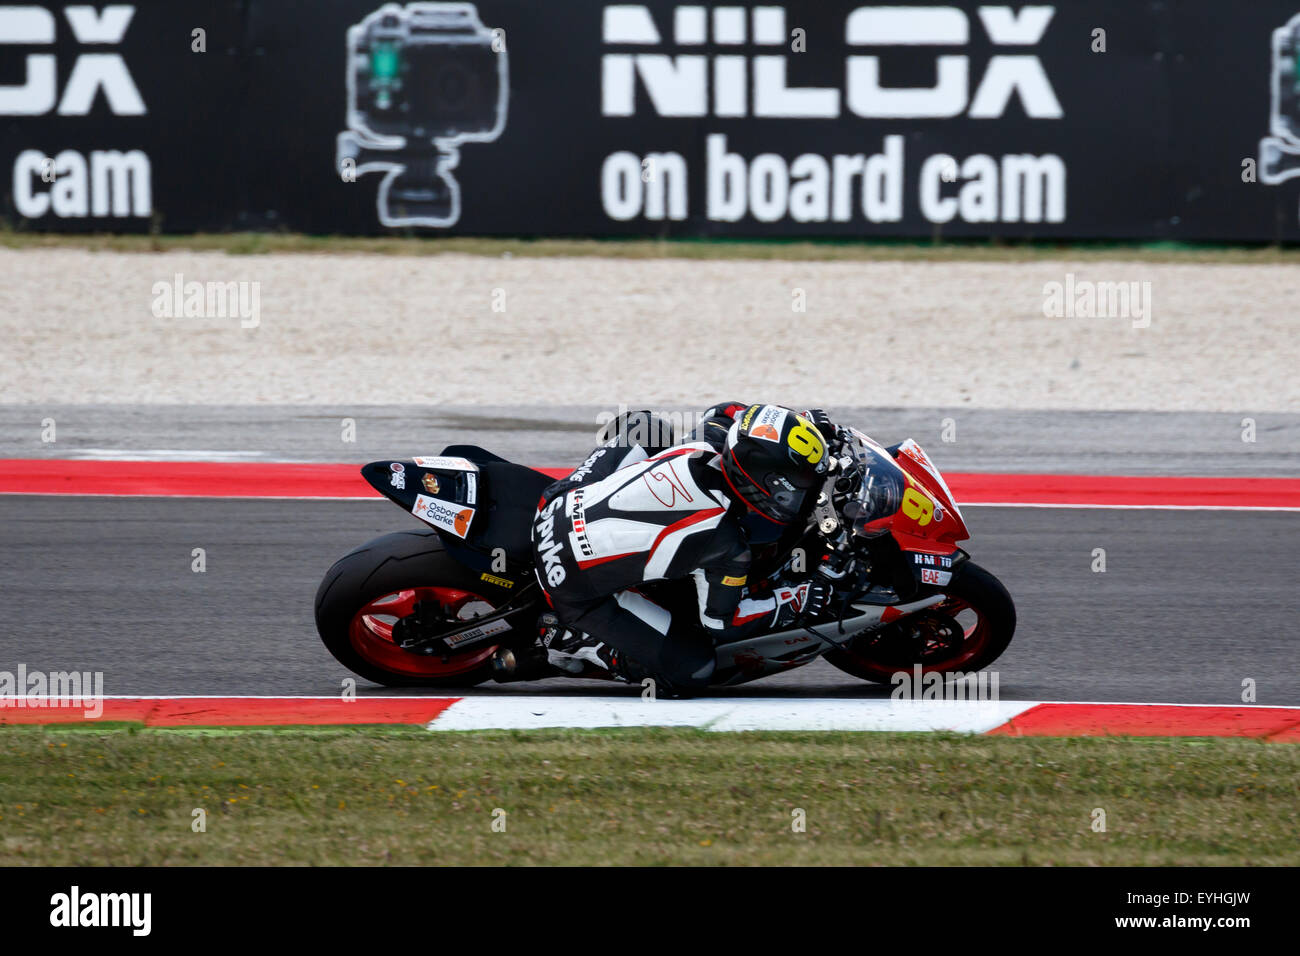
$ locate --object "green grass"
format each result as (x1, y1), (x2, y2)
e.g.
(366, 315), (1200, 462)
(0, 726), (1295, 865)
(3, 230), (1300, 263)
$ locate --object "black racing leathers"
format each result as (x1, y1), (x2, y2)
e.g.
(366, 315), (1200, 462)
(530, 404), (812, 690)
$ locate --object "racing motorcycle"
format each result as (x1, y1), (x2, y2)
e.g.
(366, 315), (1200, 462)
(314, 421), (1015, 689)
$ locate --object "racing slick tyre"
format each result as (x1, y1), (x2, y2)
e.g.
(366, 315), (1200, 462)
(824, 560), (1016, 684)
(314, 530), (503, 688)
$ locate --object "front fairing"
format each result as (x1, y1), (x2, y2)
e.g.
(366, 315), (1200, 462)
(843, 430), (969, 555)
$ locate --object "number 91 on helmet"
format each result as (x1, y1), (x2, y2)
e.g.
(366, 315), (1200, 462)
(721, 404), (829, 524)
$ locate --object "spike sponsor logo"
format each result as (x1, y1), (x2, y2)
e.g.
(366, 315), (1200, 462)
(570, 448), (607, 482)
(412, 493), (474, 537)
(534, 496), (567, 586)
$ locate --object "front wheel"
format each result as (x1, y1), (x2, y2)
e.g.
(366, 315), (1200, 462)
(314, 530), (508, 687)
(824, 561), (1016, 684)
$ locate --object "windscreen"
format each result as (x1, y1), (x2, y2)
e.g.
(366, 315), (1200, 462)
(839, 430), (907, 533)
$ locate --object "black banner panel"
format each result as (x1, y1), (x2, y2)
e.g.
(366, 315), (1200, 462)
(2, 1), (1299, 239)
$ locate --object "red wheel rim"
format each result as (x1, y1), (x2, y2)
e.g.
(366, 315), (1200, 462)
(348, 586), (499, 678)
(846, 596), (992, 680)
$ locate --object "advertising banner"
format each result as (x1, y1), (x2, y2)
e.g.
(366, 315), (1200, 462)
(2, 1), (1299, 239)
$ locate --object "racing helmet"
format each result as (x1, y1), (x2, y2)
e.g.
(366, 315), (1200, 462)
(721, 404), (829, 524)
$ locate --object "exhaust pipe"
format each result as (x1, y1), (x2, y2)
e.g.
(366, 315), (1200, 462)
(491, 645), (553, 683)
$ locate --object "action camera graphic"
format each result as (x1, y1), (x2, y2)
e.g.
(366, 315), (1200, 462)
(337, 3), (508, 228)
(1260, 13), (1300, 185)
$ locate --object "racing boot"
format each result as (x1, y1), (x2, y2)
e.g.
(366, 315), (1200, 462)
(538, 612), (623, 679)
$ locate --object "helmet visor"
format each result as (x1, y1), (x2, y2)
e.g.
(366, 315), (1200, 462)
(762, 471), (808, 521)
(723, 447), (805, 523)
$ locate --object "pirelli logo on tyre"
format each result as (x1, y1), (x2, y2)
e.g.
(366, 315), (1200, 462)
(412, 493), (475, 538)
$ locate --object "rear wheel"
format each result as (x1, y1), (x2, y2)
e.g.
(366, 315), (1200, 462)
(314, 530), (507, 687)
(824, 561), (1015, 684)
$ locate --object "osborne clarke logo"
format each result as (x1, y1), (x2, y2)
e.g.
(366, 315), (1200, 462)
(748, 405), (787, 443)
(50, 886), (151, 936)
(413, 493), (474, 537)
(601, 5), (1062, 119)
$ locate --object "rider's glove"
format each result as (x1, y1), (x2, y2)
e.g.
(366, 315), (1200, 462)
(770, 578), (832, 628)
(803, 408), (834, 433)
(800, 577), (832, 620)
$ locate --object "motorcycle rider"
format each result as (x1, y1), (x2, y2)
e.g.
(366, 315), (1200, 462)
(530, 403), (837, 694)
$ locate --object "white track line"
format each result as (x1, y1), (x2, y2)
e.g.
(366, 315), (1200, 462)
(68, 449), (274, 461)
(427, 696), (1039, 733)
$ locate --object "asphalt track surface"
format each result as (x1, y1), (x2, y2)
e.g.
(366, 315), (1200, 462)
(1, 405), (1297, 705)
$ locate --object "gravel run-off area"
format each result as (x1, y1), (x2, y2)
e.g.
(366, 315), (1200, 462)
(1, 249), (1294, 412)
